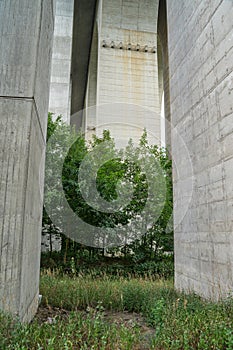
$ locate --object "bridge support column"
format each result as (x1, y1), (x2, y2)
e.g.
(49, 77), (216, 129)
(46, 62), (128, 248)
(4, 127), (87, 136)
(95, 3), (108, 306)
(167, 0), (233, 299)
(0, 0), (54, 321)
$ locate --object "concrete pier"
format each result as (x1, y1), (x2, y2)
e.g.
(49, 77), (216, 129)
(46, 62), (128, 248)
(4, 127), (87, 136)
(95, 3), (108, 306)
(0, 0), (54, 321)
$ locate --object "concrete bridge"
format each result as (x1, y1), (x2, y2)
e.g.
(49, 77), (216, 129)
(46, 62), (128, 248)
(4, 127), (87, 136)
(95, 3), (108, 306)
(0, 0), (233, 321)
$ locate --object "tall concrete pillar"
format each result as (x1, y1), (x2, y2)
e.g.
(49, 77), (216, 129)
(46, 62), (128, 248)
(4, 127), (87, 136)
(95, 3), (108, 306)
(85, 0), (161, 147)
(49, 0), (74, 123)
(167, 0), (233, 299)
(0, 0), (54, 321)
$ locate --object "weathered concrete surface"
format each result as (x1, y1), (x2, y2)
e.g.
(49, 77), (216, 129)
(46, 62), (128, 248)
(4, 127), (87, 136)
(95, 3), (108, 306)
(167, 0), (233, 299)
(0, 0), (54, 321)
(49, 0), (74, 123)
(85, 0), (161, 147)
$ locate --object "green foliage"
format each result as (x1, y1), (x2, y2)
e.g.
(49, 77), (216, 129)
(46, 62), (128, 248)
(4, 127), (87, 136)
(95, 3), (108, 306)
(43, 116), (173, 264)
(1, 273), (233, 349)
(40, 273), (233, 350)
(43, 113), (80, 254)
(39, 272), (171, 312)
(149, 295), (233, 350)
(0, 310), (140, 350)
(43, 114), (173, 261)
(41, 254), (174, 279)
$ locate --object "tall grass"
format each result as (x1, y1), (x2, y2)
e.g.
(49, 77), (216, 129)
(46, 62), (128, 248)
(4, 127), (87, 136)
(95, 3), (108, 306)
(40, 269), (172, 312)
(0, 270), (233, 349)
(0, 310), (141, 350)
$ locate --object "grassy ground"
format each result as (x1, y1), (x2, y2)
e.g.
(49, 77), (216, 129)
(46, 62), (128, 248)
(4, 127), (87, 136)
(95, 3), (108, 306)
(0, 270), (233, 349)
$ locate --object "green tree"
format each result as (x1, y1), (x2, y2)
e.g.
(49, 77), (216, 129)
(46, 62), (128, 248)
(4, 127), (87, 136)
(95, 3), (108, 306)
(43, 116), (173, 263)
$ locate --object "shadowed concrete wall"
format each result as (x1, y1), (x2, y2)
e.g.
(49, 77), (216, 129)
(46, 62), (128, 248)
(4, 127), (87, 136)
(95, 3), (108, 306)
(49, 0), (74, 123)
(85, 0), (161, 147)
(167, 0), (233, 299)
(84, 21), (98, 140)
(157, 0), (171, 150)
(70, 0), (98, 129)
(0, 0), (54, 321)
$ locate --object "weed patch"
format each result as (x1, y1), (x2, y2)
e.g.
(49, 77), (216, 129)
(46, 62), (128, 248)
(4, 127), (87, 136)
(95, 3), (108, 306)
(0, 272), (233, 349)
